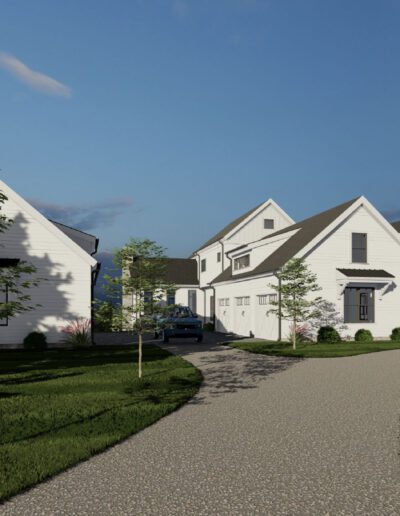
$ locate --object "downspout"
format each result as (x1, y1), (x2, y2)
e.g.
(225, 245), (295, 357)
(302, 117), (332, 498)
(194, 252), (205, 322)
(90, 262), (101, 345)
(275, 271), (282, 342)
(90, 239), (100, 344)
(208, 283), (216, 327)
(219, 239), (225, 270)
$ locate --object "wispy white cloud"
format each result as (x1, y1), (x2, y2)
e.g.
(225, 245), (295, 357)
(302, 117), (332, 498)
(0, 51), (71, 98)
(30, 198), (134, 231)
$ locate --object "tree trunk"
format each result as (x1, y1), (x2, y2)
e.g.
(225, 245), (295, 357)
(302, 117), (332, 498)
(292, 319), (296, 350)
(138, 332), (143, 379)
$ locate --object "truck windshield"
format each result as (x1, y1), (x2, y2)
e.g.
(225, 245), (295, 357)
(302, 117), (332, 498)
(171, 307), (194, 318)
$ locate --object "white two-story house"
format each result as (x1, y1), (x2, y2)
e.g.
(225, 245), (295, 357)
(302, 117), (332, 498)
(141, 195), (400, 340)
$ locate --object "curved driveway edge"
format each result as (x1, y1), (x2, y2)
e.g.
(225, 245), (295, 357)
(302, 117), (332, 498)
(2, 334), (400, 515)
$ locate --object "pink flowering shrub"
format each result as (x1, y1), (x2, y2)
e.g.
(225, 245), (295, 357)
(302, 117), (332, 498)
(61, 318), (92, 347)
(287, 323), (313, 343)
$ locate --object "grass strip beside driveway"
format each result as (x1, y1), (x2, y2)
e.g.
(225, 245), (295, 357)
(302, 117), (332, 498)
(0, 345), (202, 502)
(227, 340), (400, 358)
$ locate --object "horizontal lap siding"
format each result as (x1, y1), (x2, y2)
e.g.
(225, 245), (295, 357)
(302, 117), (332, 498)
(0, 198), (92, 345)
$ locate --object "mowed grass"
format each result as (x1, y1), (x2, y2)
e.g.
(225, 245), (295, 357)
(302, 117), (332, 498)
(0, 345), (202, 502)
(228, 340), (400, 358)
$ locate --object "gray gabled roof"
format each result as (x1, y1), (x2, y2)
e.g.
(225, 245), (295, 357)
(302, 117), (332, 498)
(165, 258), (198, 285)
(49, 220), (99, 256)
(392, 220), (400, 232)
(212, 197), (360, 284)
(191, 201), (264, 255)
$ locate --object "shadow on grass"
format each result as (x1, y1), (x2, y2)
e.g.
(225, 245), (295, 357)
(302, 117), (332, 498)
(160, 333), (302, 403)
(0, 392), (20, 399)
(0, 372), (83, 386)
(0, 346), (169, 376)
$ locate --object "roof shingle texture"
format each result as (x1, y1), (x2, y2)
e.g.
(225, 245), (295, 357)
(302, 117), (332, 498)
(392, 220), (400, 232)
(165, 258), (198, 285)
(50, 220), (98, 255)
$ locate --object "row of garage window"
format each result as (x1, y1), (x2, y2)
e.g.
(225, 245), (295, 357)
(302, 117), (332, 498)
(218, 294), (278, 307)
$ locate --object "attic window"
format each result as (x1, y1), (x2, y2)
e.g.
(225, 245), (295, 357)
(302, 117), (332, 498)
(264, 219), (274, 229)
(234, 254), (250, 270)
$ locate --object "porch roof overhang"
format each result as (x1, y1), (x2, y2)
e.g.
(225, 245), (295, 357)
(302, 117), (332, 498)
(337, 268), (394, 279)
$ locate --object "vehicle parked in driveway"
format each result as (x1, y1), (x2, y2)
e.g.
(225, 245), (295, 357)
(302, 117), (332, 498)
(154, 306), (203, 343)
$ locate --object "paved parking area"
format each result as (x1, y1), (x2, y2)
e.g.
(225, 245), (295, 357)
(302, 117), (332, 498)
(2, 333), (400, 515)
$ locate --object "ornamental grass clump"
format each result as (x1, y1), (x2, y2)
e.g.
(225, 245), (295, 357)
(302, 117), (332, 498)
(61, 318), (92, 347)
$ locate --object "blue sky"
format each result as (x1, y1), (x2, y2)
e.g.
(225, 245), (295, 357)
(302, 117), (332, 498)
(1, 0), (400, 256)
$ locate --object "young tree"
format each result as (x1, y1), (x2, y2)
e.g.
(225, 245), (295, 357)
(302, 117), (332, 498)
(93, 300), (114, 332)
(0, 192), (41, 321)
(268, 258), (321, 350)
(108, 238), (173, 378)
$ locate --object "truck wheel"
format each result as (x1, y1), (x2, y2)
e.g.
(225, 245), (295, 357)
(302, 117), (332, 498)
(196, 335), (203, 343)
(163, 331), (169, 343)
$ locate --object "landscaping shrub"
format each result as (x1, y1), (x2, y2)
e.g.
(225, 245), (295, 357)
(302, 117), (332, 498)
(203, 322), (214, 332)
(390, 327), (400, 342)
(23, 331), (47, 351)
(355, 329), (373, 342)
(317, 326), (341, 343)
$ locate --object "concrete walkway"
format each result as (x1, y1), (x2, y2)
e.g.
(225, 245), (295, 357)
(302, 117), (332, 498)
(2, 336), (400, 515)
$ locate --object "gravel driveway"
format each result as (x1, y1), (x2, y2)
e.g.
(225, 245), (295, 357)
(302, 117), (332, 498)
(2, 334), (400, 515)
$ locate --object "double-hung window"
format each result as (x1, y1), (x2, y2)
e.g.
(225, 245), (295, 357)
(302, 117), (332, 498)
(352, 233), (367, 263)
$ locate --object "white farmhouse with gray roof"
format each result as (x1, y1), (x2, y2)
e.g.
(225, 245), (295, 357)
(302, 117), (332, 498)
(137, 196), (400, 341)
(0, 180), (99, 347)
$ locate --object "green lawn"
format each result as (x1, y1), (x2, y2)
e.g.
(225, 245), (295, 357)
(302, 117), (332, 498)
(227, 340), (400, 358)
(0, 345), (202, 502)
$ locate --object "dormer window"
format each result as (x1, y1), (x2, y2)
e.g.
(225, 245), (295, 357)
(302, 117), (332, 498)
(264, 219), (274, 229)
(352, 233), (367, 263)
(234, 254), (250, 270)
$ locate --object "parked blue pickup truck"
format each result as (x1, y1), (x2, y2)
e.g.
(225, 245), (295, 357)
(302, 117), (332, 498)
(154, 306), (203, 343)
